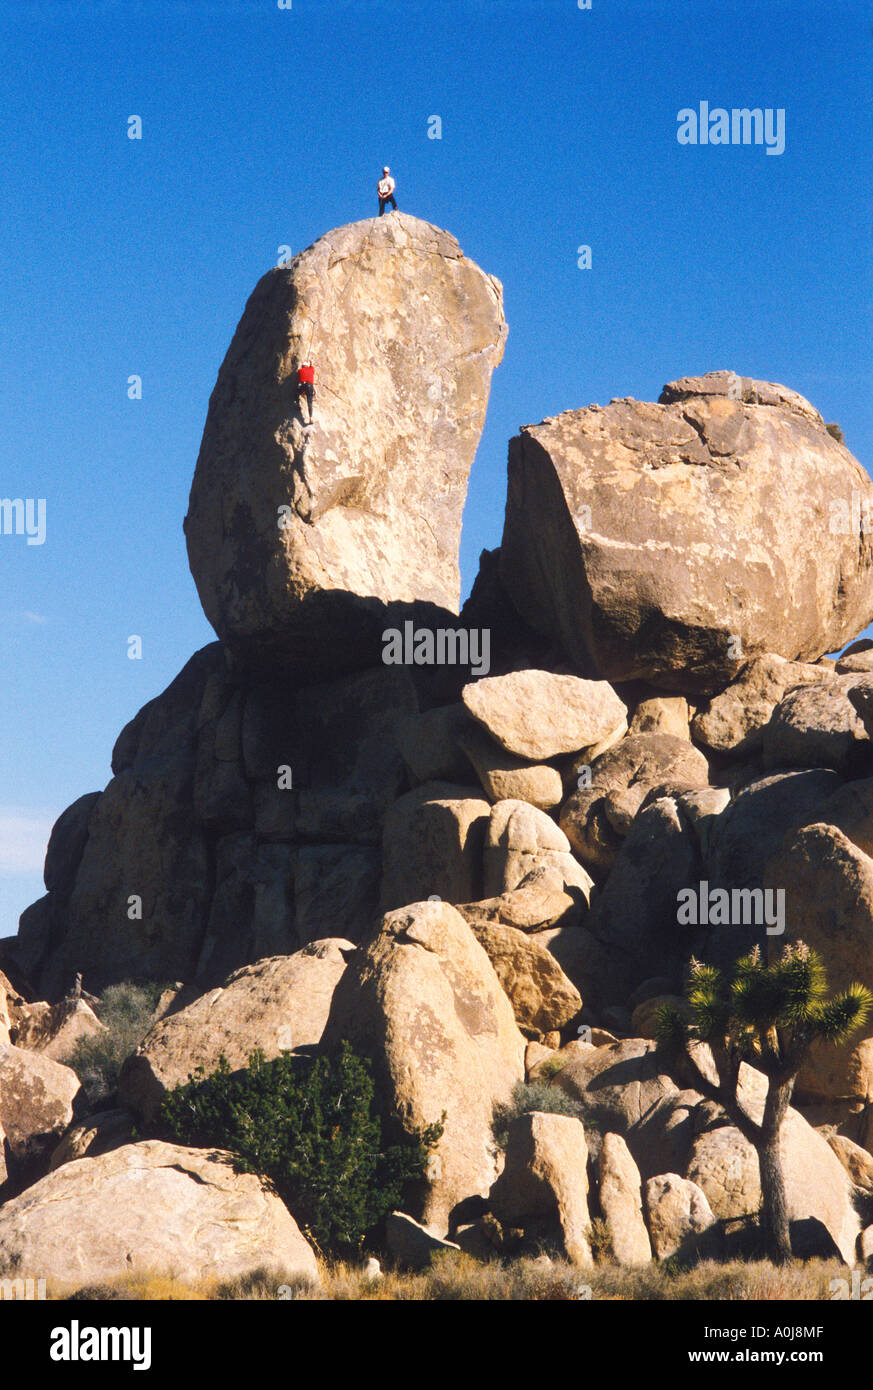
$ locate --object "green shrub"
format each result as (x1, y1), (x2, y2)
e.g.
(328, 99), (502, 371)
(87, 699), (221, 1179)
(159, 1042), (443, 1257)
(62, 981), (165, 1106)
(825, 422), (844, 443)
(534, 1053), (569, 1080)
(492, 1080), (587, 1149)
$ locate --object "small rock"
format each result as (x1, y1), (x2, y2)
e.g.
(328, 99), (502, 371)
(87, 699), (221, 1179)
(462, 670), (627, 763)
(644, 1173), (717, 1261)
(598, 1133), (651, 1266)
(385, 1212), (461, 1271)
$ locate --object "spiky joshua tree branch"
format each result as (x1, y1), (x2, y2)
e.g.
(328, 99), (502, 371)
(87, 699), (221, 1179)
(657, 943), (873, 1264)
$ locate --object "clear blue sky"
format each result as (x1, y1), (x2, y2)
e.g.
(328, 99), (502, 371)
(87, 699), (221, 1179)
(1, 0), (871, 939)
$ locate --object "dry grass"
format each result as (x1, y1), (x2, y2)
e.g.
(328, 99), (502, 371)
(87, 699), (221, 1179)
(46, 1254), (852, 1302)
(59, 1272), (207, 1300)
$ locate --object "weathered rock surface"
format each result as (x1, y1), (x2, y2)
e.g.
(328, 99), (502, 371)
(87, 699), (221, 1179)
(765, 823), (873, 1105)
(43, 792), (102, 894)
(483, 799), (593, 900)
(23, 646), (224, 995)
(709, 771), (844, 890)
(836, 644), (873, 675)
(559, 733), (709, 872)
(322, 900), (525, 1233)
(597, 1131), (651, 1265)
(385, 1211), (461, 1270)
(11, 998), (104, 1061)
(380, 783), (490, 910)
(48, 1108), (134, 1171)
(458, 723), (563, 810)
(185, 215), (507, 669)
(685, 1125), (759, 1222)
(583, 797), (701, 1001)
(813, 776), (873, 859)
(628, 695), (691, 740)
(826, 1133), (873, 1194)
(0, 968), (22, 1046)
(630, 995), (688, 1040)
(0, 1044), (80, 1165)
(763, 676), (872, 774)
(462, 670), (627, 762)
(658, 371), (824, 419)
(687, 1106), (860, 1262)
(489, 1111), (592, 1263)
(549, 1039), (696, 1177)
(644, 1173), (716, 1260)
(397, 704), (473, 785)
(21, 655), (416, 995)
(120, 940), (355, 1122)
(457, 865), (582, 935)
(546, 1028), (860, 1264)
(499, 373), (873, 692)
(465, 919), (582, 1036)
(691, 654), (832, 757)
(0, 1140), (319, 1287)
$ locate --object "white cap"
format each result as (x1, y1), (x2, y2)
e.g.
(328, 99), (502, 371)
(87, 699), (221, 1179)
(383, 166), (390, 174)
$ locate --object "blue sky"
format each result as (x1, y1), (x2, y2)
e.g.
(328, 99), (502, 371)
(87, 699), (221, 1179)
(0, 0), (870, 939)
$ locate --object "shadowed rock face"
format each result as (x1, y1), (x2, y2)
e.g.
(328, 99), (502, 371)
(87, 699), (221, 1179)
(185, 214), (506, 673)
(499, 371), (873, 694)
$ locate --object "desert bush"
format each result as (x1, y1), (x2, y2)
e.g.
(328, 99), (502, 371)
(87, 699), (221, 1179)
(62, 980), (165, 1106)
(159, 1041), (443, 1257)
(492, 1080), (587, 1148)
(825, 422), (845, 443)
(588, 1217), (614, 1262)
(534, 1053), (569, 1080)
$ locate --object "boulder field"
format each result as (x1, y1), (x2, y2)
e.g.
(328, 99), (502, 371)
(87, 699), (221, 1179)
(5, 219), (873, 1283)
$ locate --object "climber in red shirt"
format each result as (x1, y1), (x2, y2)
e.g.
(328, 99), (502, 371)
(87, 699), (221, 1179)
(297, 358), (315, 424)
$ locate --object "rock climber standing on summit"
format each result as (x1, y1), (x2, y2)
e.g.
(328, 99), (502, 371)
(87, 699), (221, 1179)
(377, 166), (397, 216)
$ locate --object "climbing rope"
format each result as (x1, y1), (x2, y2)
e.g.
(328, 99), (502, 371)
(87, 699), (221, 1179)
(299, 216), (381, 399)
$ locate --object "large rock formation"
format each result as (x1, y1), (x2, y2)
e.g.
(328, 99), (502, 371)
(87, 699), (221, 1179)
(19, 648), (417, 996)
(185, 214), (506, 671)
(0, 1141), (319, 1288)
(120, 939), (355, 1123)
(488, 1111), (592, 1263)
(11, 288), (873, 1294)
(322, 900), (526, 1233)
(0, 1044), (80, 1171)
(499, 371), (873, 692)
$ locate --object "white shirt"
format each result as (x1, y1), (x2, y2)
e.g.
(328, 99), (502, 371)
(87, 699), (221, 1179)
(378, 176), (395, 196)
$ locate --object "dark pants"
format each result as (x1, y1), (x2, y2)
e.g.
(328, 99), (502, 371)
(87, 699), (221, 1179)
(378, 194), (398, 215)
(299, 383), (314, 421)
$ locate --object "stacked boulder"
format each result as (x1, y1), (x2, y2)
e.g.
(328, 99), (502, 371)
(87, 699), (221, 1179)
(5, 216), (873, 1283)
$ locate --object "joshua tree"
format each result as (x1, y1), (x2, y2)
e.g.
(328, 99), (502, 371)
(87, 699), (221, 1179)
(657, 943), (873, 1264)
